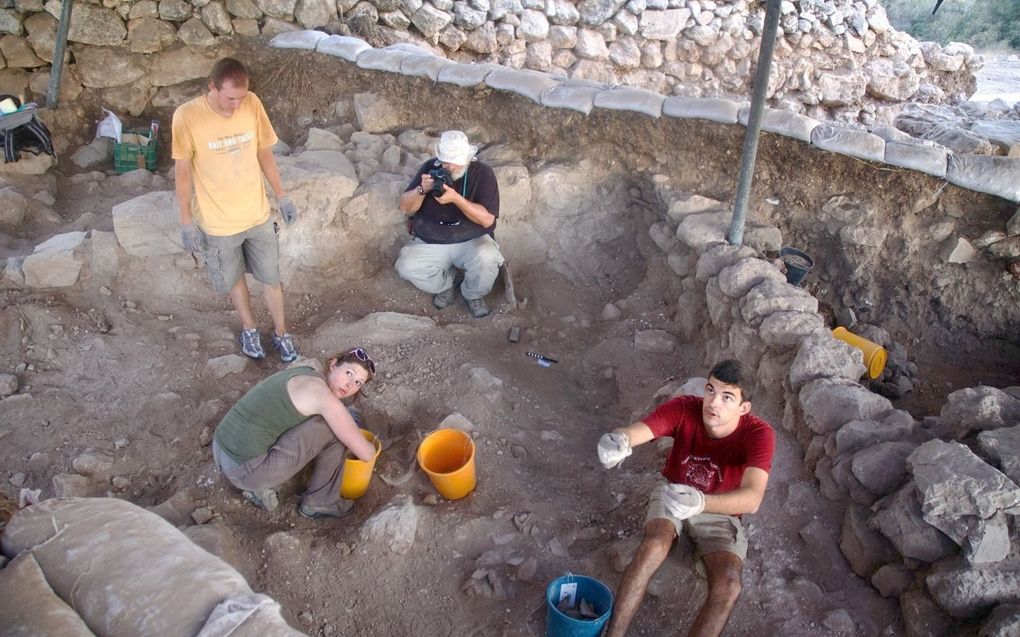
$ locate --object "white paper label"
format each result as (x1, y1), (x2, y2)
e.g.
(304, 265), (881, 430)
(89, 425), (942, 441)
(558, 582), (577, 607)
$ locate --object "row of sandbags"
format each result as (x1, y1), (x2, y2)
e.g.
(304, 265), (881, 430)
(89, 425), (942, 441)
(0, 497), (306, 637)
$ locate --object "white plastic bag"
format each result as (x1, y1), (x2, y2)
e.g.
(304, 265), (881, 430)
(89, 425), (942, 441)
(95, 107), (122, 143)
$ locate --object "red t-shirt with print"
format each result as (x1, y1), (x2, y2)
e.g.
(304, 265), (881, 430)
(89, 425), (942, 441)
(642, 395), (775, 494)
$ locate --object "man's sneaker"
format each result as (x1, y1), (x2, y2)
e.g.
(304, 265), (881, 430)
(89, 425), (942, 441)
(466, 297), (490, 318)
(432, 287), (455, 310)
(298, 498), (354, 519)
(242, 487), (279, 511)
(272, 332), (299, 363)
(239, 328), (266, 359)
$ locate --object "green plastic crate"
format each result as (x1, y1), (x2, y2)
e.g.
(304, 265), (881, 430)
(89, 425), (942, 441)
(113, 129), (157, 173)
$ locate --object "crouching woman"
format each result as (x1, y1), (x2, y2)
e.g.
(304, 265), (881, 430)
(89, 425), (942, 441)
(212, 348), (378, 519)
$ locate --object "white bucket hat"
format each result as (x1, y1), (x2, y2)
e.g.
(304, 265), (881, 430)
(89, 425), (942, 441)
(435, 130), (477, 165)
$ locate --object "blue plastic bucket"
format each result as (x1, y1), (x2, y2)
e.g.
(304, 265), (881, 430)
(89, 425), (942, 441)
(780, 246), (814, 286)
(545, 574), (614, 637)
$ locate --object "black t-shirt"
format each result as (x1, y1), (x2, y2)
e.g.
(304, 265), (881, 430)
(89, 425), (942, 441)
(406, 158), (500, 244)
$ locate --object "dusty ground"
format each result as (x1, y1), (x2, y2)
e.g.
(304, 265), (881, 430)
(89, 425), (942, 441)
(4, 43), (1020, 637)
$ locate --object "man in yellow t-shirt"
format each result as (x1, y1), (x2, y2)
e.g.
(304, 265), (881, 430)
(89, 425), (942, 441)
(172, 57), (299, 362)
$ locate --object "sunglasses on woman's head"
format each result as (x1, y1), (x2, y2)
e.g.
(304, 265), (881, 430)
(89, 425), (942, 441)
(349, 348), (376, 375)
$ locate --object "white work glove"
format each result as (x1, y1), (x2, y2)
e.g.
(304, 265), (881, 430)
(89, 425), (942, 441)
(662, 483), (706, 520)
(181, 223), (203, 252)
(597, 432), (632, 469)
(279, 196), (297, 225)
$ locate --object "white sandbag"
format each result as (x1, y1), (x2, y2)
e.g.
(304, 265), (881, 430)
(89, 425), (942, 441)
(269, 30), (329, 50)
(0, 551), (97, 637)
(0, 497), (305, 637)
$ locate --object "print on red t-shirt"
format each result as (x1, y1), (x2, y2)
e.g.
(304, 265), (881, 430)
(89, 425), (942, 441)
(642, 395), (775, 495)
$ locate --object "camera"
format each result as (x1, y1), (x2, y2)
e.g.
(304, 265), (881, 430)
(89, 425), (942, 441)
(428, 167), (453, 197)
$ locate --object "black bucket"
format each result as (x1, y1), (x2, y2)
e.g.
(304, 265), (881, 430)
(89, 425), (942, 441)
(780, 247), (814, 286)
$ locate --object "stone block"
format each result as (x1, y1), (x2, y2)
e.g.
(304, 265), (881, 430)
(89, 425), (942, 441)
(789, 333), (868, 391)
(23, 231), (87, 288)
(839, 504), (898, 578)
(976, 424), (1020, 486)
(352, 92), (401, 133)
(799, 378), (891, 434)
(870, 483), (957, 563)
(939, 386), (1020, 439)
(694, 242), (755, 281)
(759, 310), (825, 349)
(908, 440), (1020, 560)
(716, 257), (785, 299)
(112, 191), (182, 257)
(738, 277), (816, 326)
(676, 210), (732, 251)
(927, 560), (1020, 618)
(851, 441), (916, 498)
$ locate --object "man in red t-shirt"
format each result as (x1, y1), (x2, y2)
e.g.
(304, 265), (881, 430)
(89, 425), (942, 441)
(598, 359), (775, 637)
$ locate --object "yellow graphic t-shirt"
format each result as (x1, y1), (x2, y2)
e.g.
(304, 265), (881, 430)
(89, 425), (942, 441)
(171, 92), (279, 236)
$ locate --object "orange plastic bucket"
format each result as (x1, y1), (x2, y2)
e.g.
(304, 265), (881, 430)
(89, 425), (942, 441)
(339, 429), (382, 500)
(832, 327), (888, 380)
(417, 428), (476, 500)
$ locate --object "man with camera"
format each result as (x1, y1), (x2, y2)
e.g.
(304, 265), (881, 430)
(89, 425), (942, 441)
(396, 130), (503, 318)
(599, 359), (775, 637)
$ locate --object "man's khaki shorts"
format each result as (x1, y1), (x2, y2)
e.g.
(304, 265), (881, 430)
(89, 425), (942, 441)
(201, 220), (280, 294)
(646, 481), (749, 566)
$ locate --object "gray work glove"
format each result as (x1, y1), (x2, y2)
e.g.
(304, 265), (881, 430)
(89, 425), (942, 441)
(279, 196), (297, 225)
(181, 223), (203, 252)
(597, 432), (632, 469)
(662, 483), (706, 520)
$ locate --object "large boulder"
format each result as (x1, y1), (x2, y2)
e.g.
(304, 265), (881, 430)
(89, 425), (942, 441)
(927, 559), (1020, 618)
(22, 231), (87, 287)
(939, 386), (1020, 439)
(71, 45), (147, 88)
(870, 483), (957, 563)
(799, 378), (892, 435)
(360, 495), (418, 555)
(908, 440), (1020, 563)
(789, 333), (867, 390)
(44, 0), (126, 46)
(274, 148), (361, 276)
(112, 191), (182, 256)
(977, 424), (1020, 486)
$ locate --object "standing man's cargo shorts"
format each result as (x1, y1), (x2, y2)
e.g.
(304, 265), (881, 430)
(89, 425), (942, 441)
(201, 219), (280, 294)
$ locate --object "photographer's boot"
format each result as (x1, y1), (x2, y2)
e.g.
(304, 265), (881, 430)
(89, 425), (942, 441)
(466, 297), (490, 318)
(433, 287), (455, 309)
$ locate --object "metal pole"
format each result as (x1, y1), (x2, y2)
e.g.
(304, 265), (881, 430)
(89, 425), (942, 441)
(46, 0), (74, 108)
(728, 0), (783, 246)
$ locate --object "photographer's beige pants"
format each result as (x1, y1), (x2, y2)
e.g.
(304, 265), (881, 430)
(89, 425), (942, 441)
(396, 235), (504, 300)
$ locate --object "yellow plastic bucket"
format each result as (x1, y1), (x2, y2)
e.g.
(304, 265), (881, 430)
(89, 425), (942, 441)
(417, 428), (476, 500)
(832, 327), (888, 380)
(339, 429), (382, 500)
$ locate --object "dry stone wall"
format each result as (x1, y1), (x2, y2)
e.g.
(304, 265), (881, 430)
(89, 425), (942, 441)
(646, 186), (1020, 636)
(273, 32), (1020, 205)
(0, 0), (984, 126)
